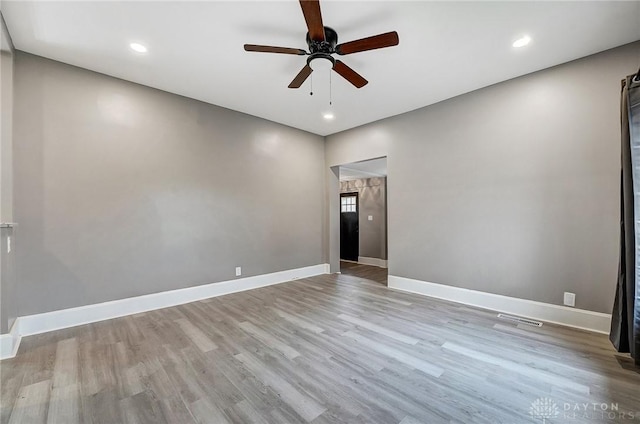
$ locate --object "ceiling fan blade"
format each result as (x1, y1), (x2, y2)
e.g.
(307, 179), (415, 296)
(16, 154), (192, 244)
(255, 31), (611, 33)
(333, 60), (368, 88)
(335, 31), (399, 55)
(244, 44), (307, 55)
(299, 0), (325, 41)
(288, 65), (313, 88)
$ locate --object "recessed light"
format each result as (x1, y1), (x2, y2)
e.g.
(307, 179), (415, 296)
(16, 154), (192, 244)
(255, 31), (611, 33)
(323, 112), (334, 120)
(129, 42), (148, 53)
(512, 35), (531, 48)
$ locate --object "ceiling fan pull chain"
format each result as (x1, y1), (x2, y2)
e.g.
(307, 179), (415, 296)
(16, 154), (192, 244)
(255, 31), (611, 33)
(310, 73), (313, 96)
(329, 70), (332, 105)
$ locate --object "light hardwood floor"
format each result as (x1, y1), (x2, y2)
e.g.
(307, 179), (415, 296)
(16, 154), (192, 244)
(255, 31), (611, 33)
(1, 265), (639, 423)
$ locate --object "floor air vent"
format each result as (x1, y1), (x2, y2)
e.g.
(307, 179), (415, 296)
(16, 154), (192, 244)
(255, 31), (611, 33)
(497, 313), (543, 327)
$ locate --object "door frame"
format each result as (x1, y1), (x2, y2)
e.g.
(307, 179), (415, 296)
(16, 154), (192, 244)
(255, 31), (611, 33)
(327, 156), (389, 279)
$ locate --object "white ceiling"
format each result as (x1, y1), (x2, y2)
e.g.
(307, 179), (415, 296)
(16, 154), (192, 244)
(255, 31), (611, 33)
(2, 1), (640, 136)
(340, 157), (387, 181)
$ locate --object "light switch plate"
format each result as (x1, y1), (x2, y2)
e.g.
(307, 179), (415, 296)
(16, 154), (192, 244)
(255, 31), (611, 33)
(368, 215), (373, 221)
(563, 292), (575, 307)
(235, 266), (242, 277)
(6, 236), (10, 253)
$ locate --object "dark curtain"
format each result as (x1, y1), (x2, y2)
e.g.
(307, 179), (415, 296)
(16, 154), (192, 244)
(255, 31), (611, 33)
(611, 74), (640, 366)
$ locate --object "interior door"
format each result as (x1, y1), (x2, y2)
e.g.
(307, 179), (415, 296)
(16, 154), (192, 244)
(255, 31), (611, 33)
(340, 193), (359, 261)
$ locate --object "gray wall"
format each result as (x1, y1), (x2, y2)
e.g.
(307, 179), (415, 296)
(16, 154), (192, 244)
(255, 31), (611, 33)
(13, 52), (325, 317)
(1, 13), (16, 333)
(340, 177), (387, 260)
(326, 41), (640, 314)
(0, 14), (12, 221)
(325, 166), (340, 273)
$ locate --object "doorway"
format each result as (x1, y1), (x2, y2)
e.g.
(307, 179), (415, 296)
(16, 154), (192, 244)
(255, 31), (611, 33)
(336, 157), (388, 285)
(340, 192), (359, 261)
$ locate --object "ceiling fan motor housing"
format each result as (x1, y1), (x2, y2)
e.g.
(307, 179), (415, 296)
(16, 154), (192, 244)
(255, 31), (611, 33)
(306, 26), (338, 54)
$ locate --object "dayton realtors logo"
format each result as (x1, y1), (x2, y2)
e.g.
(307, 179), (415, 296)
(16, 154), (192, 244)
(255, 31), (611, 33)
(529, 398), (560, 423)
(530, 398), (640, 422)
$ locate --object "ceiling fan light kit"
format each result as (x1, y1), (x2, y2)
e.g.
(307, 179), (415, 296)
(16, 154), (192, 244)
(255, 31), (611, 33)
(308, 54), (334, 72)
(244, 0), (399, 91)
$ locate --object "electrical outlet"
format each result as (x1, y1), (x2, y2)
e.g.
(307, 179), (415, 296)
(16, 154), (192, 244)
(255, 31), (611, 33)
(6, 236), (10, 253)
(235, 266), (242, 277)
(563, 292), (576, 307)
(368, 215), (373, 221)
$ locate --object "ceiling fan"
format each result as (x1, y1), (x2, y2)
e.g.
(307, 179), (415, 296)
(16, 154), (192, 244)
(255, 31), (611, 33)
(244, 0), (399, 89)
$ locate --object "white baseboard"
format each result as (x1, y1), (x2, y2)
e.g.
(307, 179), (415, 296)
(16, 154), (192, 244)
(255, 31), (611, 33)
(0, 263), (329, 360)
(357, 256), (388, 268)
(0, 320), (21, 360)
(388, 275), (612, 334)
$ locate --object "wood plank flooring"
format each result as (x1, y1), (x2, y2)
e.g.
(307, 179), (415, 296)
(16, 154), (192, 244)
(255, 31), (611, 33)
(2, 265), (639, 423)
(340, 261), (387, 286)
